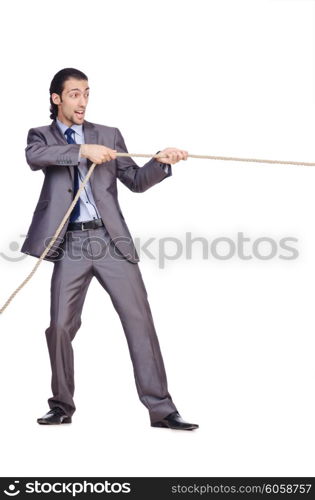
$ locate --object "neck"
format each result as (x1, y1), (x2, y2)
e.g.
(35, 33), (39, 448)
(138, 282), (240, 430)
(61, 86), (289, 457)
(56, 116), (75, 127)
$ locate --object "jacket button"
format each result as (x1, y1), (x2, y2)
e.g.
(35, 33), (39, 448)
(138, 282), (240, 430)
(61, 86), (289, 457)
(68, 188), (73, 193)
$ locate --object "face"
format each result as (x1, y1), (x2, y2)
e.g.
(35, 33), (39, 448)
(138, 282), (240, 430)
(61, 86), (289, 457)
(52, 77), (89, 126)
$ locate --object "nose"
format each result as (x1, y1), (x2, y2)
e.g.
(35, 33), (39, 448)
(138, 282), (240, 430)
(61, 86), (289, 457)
(78, 94), (88, 107)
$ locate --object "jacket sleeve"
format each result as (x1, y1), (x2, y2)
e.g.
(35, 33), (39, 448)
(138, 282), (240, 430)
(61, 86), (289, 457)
(115, 127), (172, 193)
(25, 127), (81, 171)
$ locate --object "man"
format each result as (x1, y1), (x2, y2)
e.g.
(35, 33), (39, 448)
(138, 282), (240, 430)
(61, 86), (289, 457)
(21, 68), (198, 431)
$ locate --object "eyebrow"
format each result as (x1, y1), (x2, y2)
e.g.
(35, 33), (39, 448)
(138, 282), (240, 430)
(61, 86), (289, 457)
(66, 87), (90, 93)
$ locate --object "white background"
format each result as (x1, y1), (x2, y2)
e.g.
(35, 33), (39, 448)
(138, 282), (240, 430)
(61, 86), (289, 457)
(0, 0), (314, 477)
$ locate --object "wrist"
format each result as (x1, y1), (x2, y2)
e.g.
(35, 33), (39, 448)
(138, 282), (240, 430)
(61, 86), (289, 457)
(79, 144), (86, 158)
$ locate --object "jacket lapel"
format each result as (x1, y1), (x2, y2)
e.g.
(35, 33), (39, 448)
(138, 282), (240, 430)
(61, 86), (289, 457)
(49, 120), (74, 183)
(49, 119), (97, 187)
(82, 120), (98, 194)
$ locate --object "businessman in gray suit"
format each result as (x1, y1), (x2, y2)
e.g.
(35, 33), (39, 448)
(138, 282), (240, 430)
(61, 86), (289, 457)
(21, 67), (198, 430)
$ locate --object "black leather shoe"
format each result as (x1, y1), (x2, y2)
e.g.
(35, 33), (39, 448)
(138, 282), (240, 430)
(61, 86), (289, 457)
(37, 407), (72, 425)
(151, 411), (199, 430)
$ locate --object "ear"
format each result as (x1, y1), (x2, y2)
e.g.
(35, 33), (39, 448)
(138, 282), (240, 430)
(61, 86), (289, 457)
(51, 93), (61, 105)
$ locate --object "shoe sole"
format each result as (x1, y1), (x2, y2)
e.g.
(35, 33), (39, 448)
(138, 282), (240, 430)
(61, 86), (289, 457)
(151, 421), (198, 430)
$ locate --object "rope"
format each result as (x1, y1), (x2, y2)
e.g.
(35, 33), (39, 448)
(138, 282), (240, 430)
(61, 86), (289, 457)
(1, 150), (315, 314)
(120, 153), (315, 167)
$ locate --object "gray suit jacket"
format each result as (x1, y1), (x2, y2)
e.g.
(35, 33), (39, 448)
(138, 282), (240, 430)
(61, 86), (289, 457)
(20, 120), (172, 263)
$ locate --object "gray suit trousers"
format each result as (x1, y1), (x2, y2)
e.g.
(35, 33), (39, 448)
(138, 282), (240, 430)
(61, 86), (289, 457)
(45, 225), (177, 423)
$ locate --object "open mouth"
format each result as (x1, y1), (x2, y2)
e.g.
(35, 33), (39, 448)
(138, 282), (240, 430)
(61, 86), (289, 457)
(75, 111), (84, 117)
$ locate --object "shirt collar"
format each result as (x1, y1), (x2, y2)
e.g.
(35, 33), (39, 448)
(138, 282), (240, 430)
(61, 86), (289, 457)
(56, 118), (83, 137)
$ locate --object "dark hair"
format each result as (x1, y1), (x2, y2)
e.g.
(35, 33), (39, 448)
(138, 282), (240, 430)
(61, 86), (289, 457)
(49, 67), (88, 120)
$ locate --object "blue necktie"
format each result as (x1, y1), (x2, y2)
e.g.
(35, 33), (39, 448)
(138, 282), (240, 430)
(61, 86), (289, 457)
(64, 128), (80, 221)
